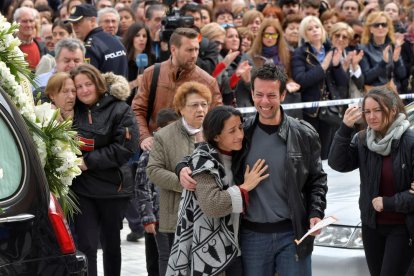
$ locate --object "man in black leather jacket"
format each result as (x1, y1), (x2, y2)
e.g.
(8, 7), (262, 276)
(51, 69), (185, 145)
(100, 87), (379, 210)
(234, 64), (327, 276)
(178, 64), (327, 275)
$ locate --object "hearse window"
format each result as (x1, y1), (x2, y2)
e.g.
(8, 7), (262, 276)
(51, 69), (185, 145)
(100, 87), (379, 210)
(0, 116), (23, 199)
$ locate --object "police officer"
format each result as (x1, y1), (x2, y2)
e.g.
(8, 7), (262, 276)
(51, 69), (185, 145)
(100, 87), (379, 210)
(66, 4), (128, 78)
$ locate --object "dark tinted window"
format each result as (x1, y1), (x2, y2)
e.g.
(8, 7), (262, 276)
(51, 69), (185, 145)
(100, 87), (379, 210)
(0, 113), (23, 199)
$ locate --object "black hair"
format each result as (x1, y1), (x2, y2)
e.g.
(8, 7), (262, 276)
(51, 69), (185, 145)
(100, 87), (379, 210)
(180, 2), (201, 15)
(203, 106), (243, 149)
(122, 22), (153, 63)
(156, 108), (179, 128)
(251, 63), (288, 95)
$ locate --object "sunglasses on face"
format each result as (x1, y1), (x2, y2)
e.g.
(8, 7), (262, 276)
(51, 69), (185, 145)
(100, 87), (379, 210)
(234, 13), (244, 19)
(371, 22), (388, 28)
(263, 33), (279, 39)
(333, 33), (349, 40)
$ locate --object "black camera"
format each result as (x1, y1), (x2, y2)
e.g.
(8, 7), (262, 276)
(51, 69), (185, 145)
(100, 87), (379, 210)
(159, 0), (194, 42)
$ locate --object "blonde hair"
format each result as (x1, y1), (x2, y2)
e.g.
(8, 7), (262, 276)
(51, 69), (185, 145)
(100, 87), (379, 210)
(201, 22), (225, 41)
(361, 11), (395, 45)
(173, 82), (212, 115)
(298, 15), (327, 46)
(248, 18), (291, 75)
(242, 10), (264, 26)
(329, 22), (354, 40)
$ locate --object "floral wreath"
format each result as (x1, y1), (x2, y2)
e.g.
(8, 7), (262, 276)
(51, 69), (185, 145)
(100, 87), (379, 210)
(0, 15), (81, 217)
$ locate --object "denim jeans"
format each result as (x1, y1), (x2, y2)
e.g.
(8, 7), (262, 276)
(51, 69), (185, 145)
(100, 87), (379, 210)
(240, 228), (311, 276)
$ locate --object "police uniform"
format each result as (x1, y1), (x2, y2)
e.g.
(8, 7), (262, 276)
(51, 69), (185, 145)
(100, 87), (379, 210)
(84, 27), (128, 78)
(66, 4), (129, 78)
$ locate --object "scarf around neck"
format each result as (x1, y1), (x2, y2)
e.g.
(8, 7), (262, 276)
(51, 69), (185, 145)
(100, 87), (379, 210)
(262, 45), (280, 65)
(182, 117), (202, 135)
(366, 113), (410, 156)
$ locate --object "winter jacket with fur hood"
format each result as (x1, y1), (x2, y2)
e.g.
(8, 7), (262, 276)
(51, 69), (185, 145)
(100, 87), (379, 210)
(72, 73), (139, 198)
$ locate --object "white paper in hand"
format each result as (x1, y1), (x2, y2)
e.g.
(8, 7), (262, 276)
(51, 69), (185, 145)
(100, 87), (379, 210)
(294, 216), (337, 245)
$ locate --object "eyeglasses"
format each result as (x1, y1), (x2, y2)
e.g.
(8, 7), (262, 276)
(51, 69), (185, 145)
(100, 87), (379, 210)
(234, 13), (244, 19)
(186, 102), (209, 110)
(263, 33), (279, 39)
(371, 22), (388, 28)
(333, 33), (349, 40)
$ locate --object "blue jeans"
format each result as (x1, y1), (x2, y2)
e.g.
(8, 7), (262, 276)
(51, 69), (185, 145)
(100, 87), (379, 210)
(240, 228), (311, 276)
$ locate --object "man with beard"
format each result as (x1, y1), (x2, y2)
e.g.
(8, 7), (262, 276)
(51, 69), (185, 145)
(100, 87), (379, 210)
(132, 27), (222, 152)
(279, 0), (300, 17)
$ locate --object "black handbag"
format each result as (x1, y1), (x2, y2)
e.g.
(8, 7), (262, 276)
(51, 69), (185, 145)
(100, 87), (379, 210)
(318, 83), (343, 126)
(318, 106), (343, 126)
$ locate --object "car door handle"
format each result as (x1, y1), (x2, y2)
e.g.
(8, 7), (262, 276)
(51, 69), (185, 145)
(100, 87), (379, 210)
(0, 214), (35, 223)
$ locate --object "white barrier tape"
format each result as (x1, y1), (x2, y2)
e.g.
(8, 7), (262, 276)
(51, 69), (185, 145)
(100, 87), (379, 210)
(237, 93), (414, 114)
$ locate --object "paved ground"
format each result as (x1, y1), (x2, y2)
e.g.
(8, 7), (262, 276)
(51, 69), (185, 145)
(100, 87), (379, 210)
(97, 220), (147, 276)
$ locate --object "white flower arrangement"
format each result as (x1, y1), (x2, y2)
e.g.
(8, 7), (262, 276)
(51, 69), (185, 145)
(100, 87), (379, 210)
(0, 15), (81, 216)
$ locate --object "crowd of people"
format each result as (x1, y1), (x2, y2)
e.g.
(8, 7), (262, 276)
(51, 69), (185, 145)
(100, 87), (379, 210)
(1, 0), (414, 275)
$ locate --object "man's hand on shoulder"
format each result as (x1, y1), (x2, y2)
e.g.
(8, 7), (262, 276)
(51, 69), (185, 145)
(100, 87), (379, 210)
(141, 137), (154, 151)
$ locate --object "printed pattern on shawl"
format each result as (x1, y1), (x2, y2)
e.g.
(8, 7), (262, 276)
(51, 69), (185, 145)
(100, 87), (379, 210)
(166, 143), (239, 276)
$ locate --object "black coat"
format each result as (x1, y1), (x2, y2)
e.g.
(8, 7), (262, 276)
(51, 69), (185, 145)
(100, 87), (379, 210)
(72, 92), (139, 198)
(328, 123), (414, 239)
(360, 38), (406, 89)
(232, 111), (328, 258)
(292, 42), (349, 115)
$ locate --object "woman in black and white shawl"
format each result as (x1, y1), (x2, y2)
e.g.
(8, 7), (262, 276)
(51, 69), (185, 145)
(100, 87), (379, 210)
(166, 106), (269, 276)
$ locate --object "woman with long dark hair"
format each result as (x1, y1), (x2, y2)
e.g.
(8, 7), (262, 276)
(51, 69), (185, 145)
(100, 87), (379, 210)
(122, 22), (154, 104)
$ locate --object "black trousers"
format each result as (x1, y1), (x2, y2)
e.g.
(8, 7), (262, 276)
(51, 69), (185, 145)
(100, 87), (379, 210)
(362, 224), (414, 276)
(303, 113), (337, 160)
(74, 195), (128, 276)
(156, 232), (175, 276)
(145, 231), (159, 276)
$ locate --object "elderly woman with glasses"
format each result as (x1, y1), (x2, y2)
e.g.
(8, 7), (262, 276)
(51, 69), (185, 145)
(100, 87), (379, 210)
(147, 81), (212, 276)
(360, 11), (406, 92)
(329, 22), (365, 99)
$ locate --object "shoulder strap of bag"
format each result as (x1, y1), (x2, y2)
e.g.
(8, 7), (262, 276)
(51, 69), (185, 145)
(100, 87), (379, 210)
(147, 63), (161, 124)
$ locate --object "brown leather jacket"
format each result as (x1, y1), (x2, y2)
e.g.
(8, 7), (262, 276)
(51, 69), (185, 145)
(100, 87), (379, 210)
(132, 59), (222, 144)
